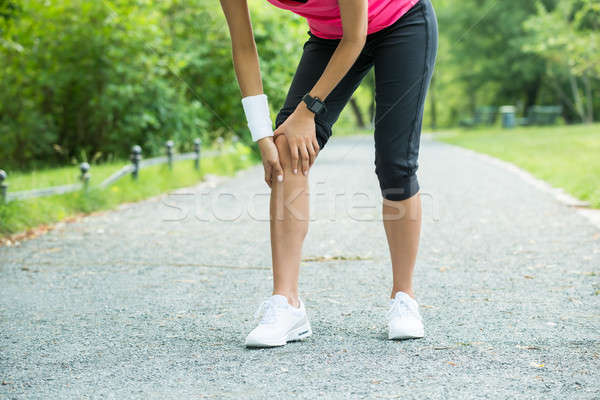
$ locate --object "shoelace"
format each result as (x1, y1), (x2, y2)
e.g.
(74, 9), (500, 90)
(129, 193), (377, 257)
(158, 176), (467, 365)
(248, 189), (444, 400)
(386, 297), (421, 321)
(253, 298), (284, 324)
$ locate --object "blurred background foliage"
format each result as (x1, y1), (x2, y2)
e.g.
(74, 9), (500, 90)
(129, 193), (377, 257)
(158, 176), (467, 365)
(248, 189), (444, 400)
(431, 0), (599, 127)
(0, 0), (598, 171)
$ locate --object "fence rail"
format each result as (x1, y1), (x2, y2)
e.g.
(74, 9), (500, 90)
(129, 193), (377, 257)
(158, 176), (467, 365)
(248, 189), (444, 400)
(0, 138), (240, 204)
(8, 183), (84, 201)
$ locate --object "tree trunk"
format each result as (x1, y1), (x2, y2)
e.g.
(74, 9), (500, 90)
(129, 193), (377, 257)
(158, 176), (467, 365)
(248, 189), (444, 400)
(525, 74), (542, 110)
(369, 96), (375, 128)
(349, 97), (366, 128)
(568, 70), (585, 122)
(583, 70), (594, 123)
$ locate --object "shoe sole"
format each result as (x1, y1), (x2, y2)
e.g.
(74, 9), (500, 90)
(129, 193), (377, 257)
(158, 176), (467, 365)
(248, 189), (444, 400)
(245, 320), (312, 348)
(388, 327), (424, 340)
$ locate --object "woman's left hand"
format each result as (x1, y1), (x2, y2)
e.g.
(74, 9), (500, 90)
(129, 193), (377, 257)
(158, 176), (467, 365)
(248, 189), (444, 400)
(272, 103), (320, 176)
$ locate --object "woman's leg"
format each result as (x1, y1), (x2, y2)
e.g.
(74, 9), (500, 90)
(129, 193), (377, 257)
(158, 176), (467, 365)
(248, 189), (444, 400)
(383, 194), (422, 300)
(371, 0), (438, 301)
(270, 33), (374, 308)
(270, 134), (310, 309)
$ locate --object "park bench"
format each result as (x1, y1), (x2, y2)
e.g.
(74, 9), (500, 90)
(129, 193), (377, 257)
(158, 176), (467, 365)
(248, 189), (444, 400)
(518, 105), (562, 126)
(459, 106), (498, 127)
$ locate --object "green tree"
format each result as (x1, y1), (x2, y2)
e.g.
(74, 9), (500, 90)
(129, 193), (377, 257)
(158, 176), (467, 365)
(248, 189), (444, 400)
(0, 0), (307, 169)
(523, 0), (599, 123)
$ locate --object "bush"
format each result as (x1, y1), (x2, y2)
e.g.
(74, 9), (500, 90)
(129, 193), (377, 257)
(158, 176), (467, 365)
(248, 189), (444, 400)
(0, 0), (306, 170)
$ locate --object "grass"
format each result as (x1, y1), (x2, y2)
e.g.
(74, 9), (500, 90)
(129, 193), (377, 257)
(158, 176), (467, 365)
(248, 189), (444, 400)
(6, 162), (128, 192)
(0, 143), (259, 237)
(434, 123), (600, 208)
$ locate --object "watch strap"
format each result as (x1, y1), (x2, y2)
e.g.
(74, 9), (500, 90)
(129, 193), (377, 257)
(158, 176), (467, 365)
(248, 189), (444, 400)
(303, 93), (327, 115)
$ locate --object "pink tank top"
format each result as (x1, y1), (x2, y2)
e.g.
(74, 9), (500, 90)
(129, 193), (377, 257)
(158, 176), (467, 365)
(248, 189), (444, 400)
(265, 0), (420, 39)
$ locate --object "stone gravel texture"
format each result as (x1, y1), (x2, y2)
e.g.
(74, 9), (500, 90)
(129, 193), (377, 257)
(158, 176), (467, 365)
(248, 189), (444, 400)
(1, 135), (599, 399)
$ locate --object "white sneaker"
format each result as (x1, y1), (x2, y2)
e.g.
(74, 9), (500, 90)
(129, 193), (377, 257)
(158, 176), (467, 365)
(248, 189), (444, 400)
(386, 291), (424, 340)
(245, 294), (312, 347)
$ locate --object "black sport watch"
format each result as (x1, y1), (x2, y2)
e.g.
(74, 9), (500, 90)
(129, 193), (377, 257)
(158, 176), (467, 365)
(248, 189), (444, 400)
(302, 93), (327, 115)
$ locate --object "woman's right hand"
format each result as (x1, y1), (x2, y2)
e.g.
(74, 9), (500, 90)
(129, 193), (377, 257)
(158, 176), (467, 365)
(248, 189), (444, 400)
(257, 136), (284, 188)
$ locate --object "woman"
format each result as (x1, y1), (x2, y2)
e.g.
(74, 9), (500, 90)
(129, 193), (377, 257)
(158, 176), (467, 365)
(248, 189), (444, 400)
(219, 0), (438, 347)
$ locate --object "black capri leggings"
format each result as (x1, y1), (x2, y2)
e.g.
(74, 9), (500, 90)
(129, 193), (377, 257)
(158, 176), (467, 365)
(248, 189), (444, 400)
(275, 0), (438, 201)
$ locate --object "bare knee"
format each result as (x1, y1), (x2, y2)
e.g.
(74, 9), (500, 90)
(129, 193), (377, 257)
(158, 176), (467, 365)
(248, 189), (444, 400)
(271, 134), (310, 224)
(275, 134), (308, 179)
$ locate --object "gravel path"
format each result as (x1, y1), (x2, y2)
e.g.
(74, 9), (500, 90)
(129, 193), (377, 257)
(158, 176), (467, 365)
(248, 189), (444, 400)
(1, 135), (599, 399)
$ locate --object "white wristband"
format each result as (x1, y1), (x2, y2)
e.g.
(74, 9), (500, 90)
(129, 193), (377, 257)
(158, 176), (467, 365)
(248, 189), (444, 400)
(241, 94), (274, 142)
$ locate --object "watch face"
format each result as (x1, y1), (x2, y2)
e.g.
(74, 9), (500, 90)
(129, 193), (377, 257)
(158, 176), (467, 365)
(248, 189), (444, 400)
(303, 93), (325, 114)
(311, 101), (324, 114)
(303, 94), (326, 115)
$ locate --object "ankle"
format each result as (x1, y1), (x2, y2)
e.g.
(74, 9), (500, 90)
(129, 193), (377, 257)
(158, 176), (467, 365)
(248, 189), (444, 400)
(273, 291), (300, 308)
(390, 288), (415, 300)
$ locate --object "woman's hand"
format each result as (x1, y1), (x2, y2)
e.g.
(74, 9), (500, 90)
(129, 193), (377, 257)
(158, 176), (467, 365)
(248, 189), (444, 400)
(272, 102), (320, 176)
(257, 136), (284, 188)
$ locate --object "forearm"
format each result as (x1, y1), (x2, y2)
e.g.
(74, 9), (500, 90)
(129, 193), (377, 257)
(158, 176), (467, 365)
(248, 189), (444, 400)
(233, 46), (273, 142)
(220, 0), (273, 142)
(302, 0), (367, 109)
(306, 38), (366, 103)
(232, 45), (264, 98)
(219, 0), (264, 97)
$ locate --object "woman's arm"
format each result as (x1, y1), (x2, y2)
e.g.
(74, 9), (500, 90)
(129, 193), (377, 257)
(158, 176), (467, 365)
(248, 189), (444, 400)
(304, 0), (368, 102)
(220, 0), (285, 187)
(274, 0), (368, 175)
(219, 0), (263, 97)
